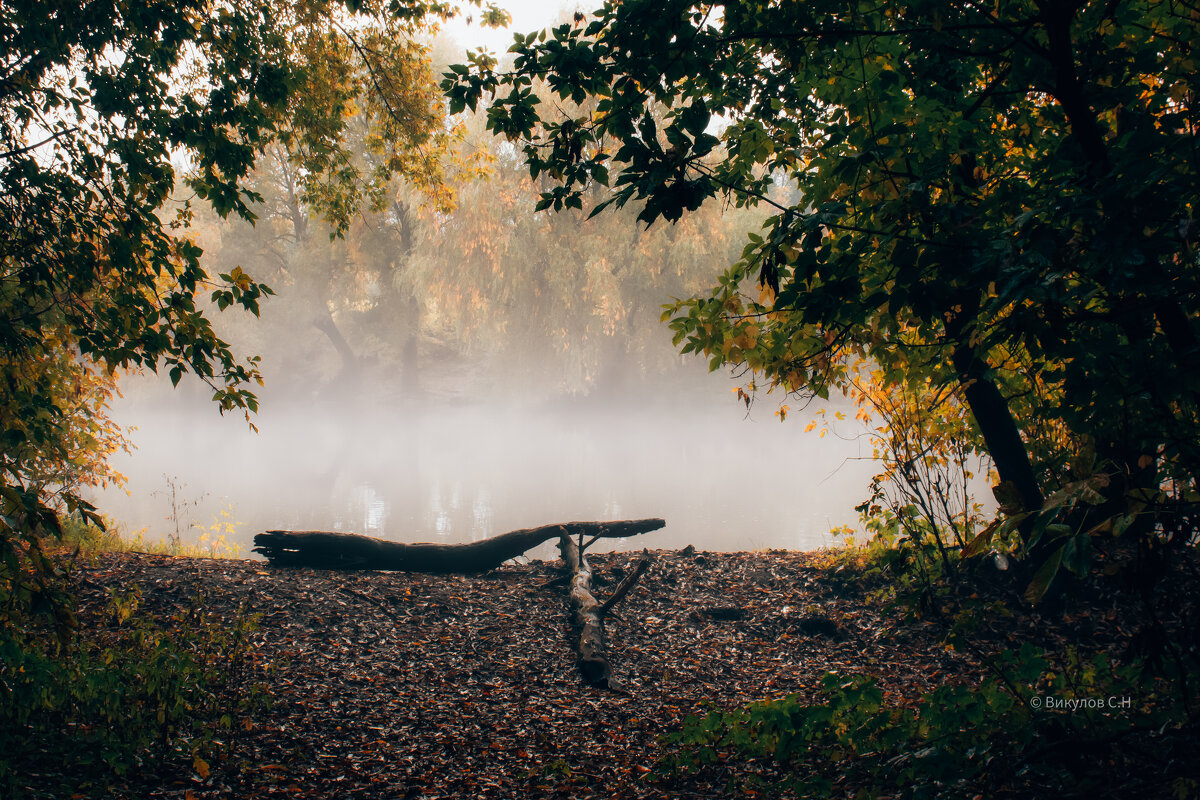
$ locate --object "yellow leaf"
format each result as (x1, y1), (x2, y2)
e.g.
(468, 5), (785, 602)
(193, 756), (210, 779)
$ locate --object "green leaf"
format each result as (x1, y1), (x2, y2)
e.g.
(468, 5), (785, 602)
(1062, 533), (1093, 576)
(1024, 544), (1065, 604)
(992, 482), (1024, 514)
(961, 518), (1002, 559)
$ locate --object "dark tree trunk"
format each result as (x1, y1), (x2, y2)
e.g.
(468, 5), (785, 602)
(313, 311), (359, 382)
(943, 297), (1044, 527)
(952, 343), (1045, 519)
(252, 519), (665, 573)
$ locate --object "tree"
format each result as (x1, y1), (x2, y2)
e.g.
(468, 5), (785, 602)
(404, 107), (764, 397)
(446, 0), (1200, 586)
(192, 91), (764, 404)
(189, 20), (537, 403)
(0, 0), (500, 625)
(253, 0), (460, 398)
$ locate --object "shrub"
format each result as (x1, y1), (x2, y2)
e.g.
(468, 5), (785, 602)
(663, 645), (1194, 799)
(0, 584), (266, 798)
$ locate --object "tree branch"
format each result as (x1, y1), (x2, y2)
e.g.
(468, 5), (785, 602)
(598, 554), (652, 618)
(0, 127), (75, 161)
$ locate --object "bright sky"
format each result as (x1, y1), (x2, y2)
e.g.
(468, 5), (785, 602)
(440, 0), (592, 54)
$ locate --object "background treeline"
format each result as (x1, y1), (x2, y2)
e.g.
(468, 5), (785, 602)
(184, 102), (768, 407)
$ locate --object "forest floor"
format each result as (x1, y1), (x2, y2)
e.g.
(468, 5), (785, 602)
(47, 547), (1048, 798)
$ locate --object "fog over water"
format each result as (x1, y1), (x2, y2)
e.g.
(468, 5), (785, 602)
(90, 382), (879, 559)
(79, 9), (889, 557)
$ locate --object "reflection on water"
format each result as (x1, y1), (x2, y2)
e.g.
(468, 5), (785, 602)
(88, 399), (879, 558)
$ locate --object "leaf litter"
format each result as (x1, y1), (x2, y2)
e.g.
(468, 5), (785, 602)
(56, 548), (988, 799)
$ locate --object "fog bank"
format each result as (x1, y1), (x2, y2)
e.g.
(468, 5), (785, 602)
(90, 390), (877, 559)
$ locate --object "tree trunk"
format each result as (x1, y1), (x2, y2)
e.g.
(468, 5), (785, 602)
(399, 295), (421, 399)
(252, 519), (665, 573)
(313, 310), (359, 384)
(952, 343), (1044, 515)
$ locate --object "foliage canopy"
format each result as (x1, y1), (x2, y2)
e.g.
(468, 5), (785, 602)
(447, 0), (1200, 588)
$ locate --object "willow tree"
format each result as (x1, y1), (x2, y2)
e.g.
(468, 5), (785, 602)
(446, 0), (1200, 587)
(192, 12), (458, 397)
(401, 108), (765, 397)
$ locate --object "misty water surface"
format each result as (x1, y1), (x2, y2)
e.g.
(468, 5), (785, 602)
(90, 391), (879, 559)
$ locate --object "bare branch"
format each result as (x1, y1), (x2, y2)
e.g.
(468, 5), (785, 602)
(598, 554), (652, 618)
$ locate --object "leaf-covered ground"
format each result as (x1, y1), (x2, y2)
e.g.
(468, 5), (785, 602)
(53, 548), (986, 798)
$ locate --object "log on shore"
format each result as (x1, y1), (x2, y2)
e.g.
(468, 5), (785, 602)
(559, 536), (651, 689)
(559, 533), (611, 687)
(252, 519), (665, 573)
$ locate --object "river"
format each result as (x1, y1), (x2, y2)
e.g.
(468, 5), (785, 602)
(88, 393), (880, 559)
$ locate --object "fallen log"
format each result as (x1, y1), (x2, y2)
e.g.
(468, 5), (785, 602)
(559, 537), (652, 689)
(559, 533), (611, 687)
(252, 519), (665, 573)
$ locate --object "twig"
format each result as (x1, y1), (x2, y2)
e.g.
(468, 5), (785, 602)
(0, 126), (76, 160)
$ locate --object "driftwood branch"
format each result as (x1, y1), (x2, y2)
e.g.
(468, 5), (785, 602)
(252, 519), (665, 573)
(559, 533), (613, 688)
(599, 555), (652, 618)
(558, 543), (651, 689)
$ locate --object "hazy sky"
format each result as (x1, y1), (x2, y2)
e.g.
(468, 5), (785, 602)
(442, 0), (591, 53)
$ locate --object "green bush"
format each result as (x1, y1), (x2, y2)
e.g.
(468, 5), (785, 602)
(0, 585), (266, 798)
(663, 645), (1191, 799)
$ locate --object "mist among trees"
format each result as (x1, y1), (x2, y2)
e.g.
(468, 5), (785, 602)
(3, 0), (1200, 797)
